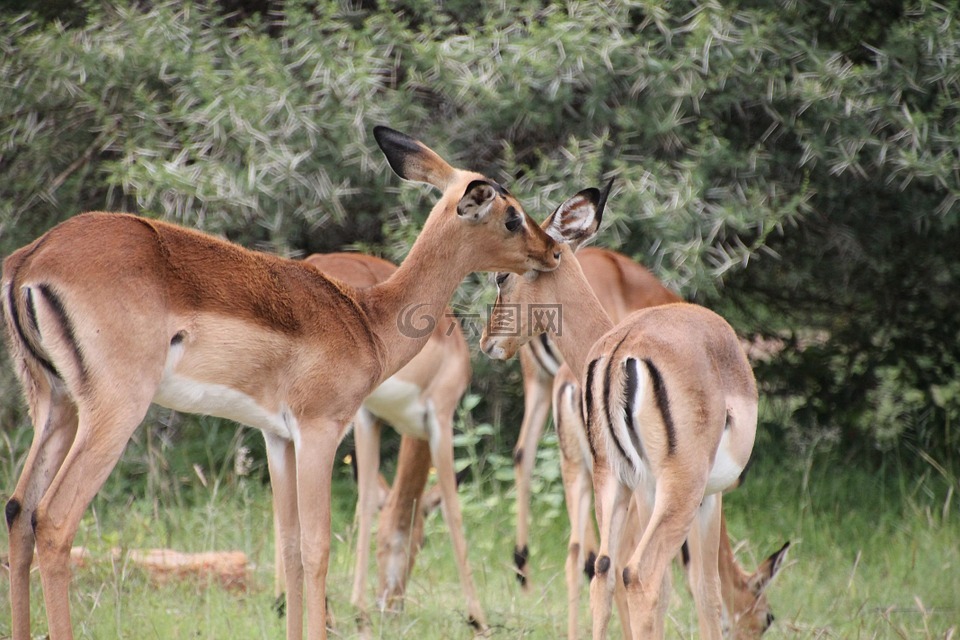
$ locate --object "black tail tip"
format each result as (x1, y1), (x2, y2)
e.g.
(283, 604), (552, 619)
(273, 593), (286, 618)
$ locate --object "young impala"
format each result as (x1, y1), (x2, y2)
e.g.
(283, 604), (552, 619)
(510, 247), (682, 591)
(513, 247), (682, 592)
(1, 126), (560, 640)
(552, 360), (789, 639)
(285, 252), (482, 627)
(480, 183), (762, 639)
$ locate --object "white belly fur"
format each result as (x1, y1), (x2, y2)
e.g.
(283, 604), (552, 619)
(152, 340), (296, 441)
(362, 376), (429, 440)
(154, 373), (294, 440)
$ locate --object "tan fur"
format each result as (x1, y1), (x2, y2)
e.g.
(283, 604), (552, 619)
(283, 252), (483, 629)
(552, 357), (786, 639)
(510, 247), (682, 590)
(480, 188), (763, 640)
(1, 127), (560, 640)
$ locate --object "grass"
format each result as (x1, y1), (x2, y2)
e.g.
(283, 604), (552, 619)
(1, 436), (958, 639)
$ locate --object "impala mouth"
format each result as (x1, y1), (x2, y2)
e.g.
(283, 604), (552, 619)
(480, 337), (511, 360)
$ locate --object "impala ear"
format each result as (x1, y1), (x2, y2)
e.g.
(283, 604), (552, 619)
(542, 178), (613, 252)
(456, 180), (498, 222)
(374, 125), (457, 191)
(749, 541), (791, 596)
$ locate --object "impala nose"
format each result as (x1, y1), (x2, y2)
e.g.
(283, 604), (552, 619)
(479, 336), (505, 360)
(479, 337), (494, 356)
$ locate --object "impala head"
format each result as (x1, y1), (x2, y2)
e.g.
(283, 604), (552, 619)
(374, 126), (561, 274)
(479, 180), (612, 360)
(725, 541), (791, 639)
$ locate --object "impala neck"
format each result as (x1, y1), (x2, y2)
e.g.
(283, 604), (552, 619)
(359, 214), (465, 382)
(718, 512), (749, 594)
(546, 248), (614, 382)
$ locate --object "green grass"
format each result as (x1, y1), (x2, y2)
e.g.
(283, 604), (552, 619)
(1, 444), (958, 639)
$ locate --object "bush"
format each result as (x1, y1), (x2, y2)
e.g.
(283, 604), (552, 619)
(1, 0), (958, 481)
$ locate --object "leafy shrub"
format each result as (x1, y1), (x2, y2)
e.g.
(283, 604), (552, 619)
(1, 0), (958, 490)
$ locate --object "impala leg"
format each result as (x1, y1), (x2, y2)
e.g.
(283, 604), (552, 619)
(33, 400), (149, 640)
(296, 422), (341, 640)
(428, 402), (487, 631)
(376, 435), (430, 612)
(7, 386), (78, 640)
(581, 504), (599, 579)
(266, 434), (303, 640)
(560, 454), (591, 640)
(612, 496), (646, 640)
(273, 498), (284, 608)
(351, 409), (381, 625)
(622, 479), (705, 640)
(513, 350), (552, 589)
(589, 465), (631, 640)
(686, 493), (723, 640)
(554, 375), (595, 640)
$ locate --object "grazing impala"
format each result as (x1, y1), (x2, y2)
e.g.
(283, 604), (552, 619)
(1, 126), (560, 640)
(291, 252), (482, 626)
(481, 183), (762, 639)
(510, 247), (682, 590)
(553, 360), (789, 639)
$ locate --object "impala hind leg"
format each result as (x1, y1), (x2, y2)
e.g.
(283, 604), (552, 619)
(266, 434), (303, 640)
(376, 436), (430, 613)
(612, 496), (645, 640)
(32, 399), (151, 640)
(428, 402), (487, 631)
(686, 493), (723, 640)
(622, 481), (708, 640)
(6, 385), (78, 640)
(513, 350), (552, 589)
(589, 466), (631, 640)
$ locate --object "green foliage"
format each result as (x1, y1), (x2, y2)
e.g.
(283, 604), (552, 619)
(1, 0), (959, 465)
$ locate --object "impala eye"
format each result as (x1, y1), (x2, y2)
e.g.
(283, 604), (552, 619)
(495, 272), (509, 286)
(505, 207), (523, 233)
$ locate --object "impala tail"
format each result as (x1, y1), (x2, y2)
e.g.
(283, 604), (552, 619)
(2, 255), (71, 390)
(585, 349), (655, 488)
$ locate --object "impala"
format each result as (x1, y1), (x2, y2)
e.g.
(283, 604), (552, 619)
(284, 251), (483, 628)
(1, 126), (560, 640)
(480, 183), (761, 639)
(553, 360), (789, 639)
(510, 247), (682, 590)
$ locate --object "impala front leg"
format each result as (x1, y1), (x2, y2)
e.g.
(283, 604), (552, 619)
(428, 402), (487, 631)
(296, 421), (341, 640)
(350, 408), (381, 626)
(513, 349), (552, 589)
(266, 434), (303, 640)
